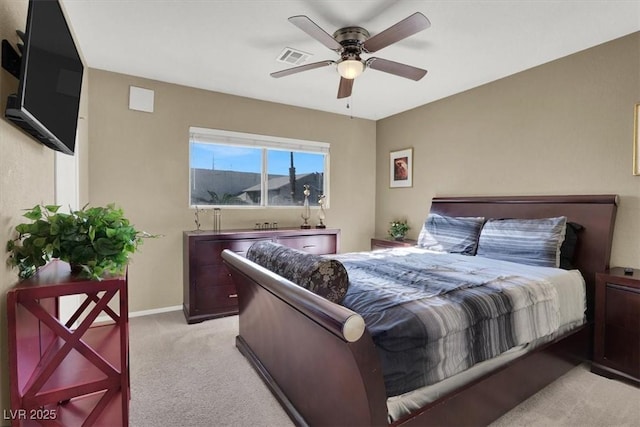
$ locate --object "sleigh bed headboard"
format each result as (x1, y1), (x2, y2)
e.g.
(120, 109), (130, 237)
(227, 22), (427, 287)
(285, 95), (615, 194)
(429, 194), (618, 319)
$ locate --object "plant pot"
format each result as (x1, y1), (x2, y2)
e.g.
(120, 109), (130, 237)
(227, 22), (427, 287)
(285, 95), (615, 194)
(393, 236), (405, 241)
(69, 263), (84, 274)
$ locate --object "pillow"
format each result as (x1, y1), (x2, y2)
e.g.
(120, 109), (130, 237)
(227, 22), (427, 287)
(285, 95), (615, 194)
(560, 222), (584, 270)
(476, 216), (567, 267)
(417, 213), (485, 255)
(246, 241), (349, 303)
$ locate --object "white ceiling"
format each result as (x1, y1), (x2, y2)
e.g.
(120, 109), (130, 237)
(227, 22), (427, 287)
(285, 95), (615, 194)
(60, 0), (640, 121)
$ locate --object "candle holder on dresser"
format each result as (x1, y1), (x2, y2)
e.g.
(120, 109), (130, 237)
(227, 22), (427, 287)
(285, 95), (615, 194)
(194, 206), (202, 231)
(300, 184), (311, 229)
(316, 194), (327, 229)
(213, 208), (221, 232)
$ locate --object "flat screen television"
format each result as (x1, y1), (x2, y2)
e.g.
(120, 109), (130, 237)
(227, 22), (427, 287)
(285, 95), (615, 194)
(4, 0), (84, 155)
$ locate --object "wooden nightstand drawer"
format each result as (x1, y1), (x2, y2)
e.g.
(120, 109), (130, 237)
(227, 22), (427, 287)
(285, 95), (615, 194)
(592, 268), (640, 386)
(605, 286), (640, 333)
(603, 325), (640, 378)
(371, 237), (417, 250)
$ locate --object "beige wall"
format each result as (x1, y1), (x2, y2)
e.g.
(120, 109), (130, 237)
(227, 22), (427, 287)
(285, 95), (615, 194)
(87, 69), (377, 313)
(376, 32), (640, 268)
(0, 0), (90, 413)
(0, 0), (53, 414)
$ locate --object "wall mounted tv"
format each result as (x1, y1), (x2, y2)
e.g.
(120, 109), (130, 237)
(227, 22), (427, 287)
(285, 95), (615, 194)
(3, 0), (84, 155)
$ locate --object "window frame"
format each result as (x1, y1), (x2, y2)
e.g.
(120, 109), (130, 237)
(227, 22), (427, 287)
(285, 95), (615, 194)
(189, 127), (330, 209)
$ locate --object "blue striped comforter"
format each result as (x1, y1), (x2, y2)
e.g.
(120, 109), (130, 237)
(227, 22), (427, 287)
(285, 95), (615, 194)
(334, 248), (563, 397)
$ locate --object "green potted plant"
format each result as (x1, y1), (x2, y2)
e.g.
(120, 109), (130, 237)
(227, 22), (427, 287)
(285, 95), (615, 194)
(389, 219), (410, 241)
(6, 203), (156, 280)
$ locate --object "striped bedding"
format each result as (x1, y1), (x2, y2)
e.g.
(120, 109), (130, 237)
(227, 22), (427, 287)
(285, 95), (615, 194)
(476, 216), (567, 267)
(334, 247), (585, 397)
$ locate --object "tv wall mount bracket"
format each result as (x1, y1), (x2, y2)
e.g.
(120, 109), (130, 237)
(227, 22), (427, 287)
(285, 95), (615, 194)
(2, 31), (26, 80)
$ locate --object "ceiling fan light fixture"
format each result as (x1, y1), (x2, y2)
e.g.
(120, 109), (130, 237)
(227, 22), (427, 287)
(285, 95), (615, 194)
(337, 59), (364, 80)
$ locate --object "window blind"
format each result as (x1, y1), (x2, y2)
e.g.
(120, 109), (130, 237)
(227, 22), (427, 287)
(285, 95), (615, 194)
(189, 127), (329, 153)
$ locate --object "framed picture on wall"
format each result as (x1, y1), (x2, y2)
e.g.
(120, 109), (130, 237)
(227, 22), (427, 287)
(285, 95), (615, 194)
(390, 148), (413, 188)
(634, 103), (640, 176)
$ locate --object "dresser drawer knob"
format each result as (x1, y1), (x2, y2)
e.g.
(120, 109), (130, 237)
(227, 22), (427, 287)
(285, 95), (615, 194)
(303, 245), (316, 249)
(229, 294), (238, 299)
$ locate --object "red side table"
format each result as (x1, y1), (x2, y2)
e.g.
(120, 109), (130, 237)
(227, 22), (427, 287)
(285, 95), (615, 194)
(6, 260), (129, 426)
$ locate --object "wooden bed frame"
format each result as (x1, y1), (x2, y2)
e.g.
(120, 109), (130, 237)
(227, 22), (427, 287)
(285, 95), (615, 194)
(222, 195), (618, 426)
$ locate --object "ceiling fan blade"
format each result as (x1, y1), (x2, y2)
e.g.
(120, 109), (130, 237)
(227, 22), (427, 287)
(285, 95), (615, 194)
(337, 77), (353, 99)
(288, 15), (342, 51)
(271, 60), (335, 78)
(363, 12), (431, 53)
(367, 57), (427, 81)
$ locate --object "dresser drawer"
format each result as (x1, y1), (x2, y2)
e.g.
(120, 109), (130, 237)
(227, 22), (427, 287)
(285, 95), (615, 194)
(194, 265), (233, 287)
(277, 234), (336, 255)
(194, 283), (238, 313)
(223, 239), (269, 259)
(193, 238), (271, 266)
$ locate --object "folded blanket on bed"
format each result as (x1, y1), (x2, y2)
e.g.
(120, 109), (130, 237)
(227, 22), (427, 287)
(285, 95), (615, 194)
(334, 248), (562, 397)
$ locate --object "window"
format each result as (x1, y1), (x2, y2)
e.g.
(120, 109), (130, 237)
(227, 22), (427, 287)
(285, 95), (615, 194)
(189, 127), (329, 208)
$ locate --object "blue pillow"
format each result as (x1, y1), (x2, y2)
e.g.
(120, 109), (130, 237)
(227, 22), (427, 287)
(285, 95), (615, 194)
(476, 216), (567, 267)
(417, 213), (485, 255)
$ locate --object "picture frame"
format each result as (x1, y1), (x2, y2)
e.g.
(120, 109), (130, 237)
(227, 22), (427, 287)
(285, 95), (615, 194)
(390, 148), (413, 188)
(634, 103), (640, 176)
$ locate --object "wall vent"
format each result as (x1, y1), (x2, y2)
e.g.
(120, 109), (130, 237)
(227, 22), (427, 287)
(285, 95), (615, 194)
(276, 47), (312, 65)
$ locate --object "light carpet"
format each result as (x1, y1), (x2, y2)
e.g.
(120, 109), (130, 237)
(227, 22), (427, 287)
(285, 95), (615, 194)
(129, 311), (639, 426)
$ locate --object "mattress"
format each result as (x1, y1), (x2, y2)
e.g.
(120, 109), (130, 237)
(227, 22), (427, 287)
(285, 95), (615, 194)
(333, 247), (586, 405)
(386, 319), (583, 423)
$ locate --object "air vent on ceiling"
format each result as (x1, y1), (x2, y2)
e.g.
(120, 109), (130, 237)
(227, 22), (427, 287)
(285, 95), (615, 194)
(276, 47), (312, 66)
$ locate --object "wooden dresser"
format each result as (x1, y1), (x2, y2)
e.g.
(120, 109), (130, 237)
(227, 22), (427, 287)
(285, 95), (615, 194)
(183, 228), (340, 323)
(592, 267), (640, 386)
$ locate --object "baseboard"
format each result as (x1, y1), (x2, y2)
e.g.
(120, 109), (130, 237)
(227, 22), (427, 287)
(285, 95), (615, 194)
(130, 305), (182, 318)
(94, 305), (182, 324)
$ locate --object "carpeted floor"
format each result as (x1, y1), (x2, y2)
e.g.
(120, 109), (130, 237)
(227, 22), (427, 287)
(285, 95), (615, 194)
(129, 310), (639, 426)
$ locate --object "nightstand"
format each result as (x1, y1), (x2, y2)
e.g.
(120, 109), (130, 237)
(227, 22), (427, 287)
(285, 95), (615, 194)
(371, 237), (417, 250)
(592, 267), (640, 386)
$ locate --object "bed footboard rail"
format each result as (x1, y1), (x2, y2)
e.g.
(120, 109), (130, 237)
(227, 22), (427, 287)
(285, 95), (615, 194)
(222, 249), (389, 426)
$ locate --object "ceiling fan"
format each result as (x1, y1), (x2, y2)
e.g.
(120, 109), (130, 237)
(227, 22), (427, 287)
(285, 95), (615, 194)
(271, 12), (431, 99)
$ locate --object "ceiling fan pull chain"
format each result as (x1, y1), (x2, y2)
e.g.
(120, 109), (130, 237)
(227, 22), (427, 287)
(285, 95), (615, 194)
(347, 96), (355, 120)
